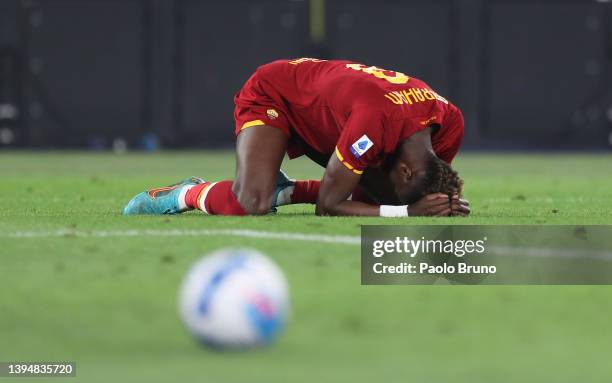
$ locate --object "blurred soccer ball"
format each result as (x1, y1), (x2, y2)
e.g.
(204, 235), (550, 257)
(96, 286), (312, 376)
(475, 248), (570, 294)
(178, 248), (290, 349)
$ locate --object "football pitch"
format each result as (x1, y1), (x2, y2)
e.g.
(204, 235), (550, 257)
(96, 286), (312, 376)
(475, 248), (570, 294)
(1, 151), (612, 383)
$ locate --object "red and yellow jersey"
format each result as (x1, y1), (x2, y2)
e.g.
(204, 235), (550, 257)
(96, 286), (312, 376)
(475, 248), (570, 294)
(234, 58), (464, 174)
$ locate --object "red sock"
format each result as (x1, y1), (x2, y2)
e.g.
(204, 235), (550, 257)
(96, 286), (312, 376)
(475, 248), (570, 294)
(185, 183), (207, 209)
(185, 180), (246, 216)
(288, 181), (375, 205)
(291, 180), (320, 204)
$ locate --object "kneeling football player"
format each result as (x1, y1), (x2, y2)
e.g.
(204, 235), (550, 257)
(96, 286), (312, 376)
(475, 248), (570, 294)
(123, 58), (470, 217)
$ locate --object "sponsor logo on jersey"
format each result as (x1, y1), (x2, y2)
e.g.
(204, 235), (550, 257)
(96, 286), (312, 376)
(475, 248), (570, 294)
(350, 135), (374, 159)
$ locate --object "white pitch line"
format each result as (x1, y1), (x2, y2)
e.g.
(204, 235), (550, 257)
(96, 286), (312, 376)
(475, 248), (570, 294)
(3, 229), (612, 261)
(1, 228), (361, 245)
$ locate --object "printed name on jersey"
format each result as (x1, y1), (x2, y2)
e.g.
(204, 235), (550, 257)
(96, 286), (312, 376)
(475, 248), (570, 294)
(350, 135), (374, 159)
(288, 57), (328, 65)
(384, 88), (448, 106)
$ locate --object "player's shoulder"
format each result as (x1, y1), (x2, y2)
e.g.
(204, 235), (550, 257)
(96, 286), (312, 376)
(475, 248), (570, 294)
(254, 58), (346, 81)
(255, 59), (293, 75)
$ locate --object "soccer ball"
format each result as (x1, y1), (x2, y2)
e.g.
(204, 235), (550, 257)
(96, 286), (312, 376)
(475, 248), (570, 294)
(178, 248), (290, 349)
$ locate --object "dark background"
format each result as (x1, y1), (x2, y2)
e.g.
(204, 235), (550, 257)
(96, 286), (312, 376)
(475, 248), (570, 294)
(0, 0), (611, 150)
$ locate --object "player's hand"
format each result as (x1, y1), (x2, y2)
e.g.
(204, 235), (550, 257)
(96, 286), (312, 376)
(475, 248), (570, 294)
(450, 194), (470, 216)
(408, 193), (451, 216)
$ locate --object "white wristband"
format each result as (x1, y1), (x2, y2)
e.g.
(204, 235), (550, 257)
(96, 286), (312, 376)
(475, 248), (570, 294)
(380, 205), (409, 217)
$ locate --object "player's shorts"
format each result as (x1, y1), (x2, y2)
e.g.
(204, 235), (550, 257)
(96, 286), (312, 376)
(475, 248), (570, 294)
(233, 71), (308, 159)
(233, 72), (291, 137)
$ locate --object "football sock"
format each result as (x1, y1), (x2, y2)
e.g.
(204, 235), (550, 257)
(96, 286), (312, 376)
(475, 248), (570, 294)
(289, 180), (320, 204)
(276, 180), (375, 205)
(273, 179), (320, 206)
(184, 180), (246, 216)
(182, 178), (376, 214)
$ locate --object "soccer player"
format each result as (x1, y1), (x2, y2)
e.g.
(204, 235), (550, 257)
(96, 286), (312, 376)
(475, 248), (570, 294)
(123, 58), (470, 217)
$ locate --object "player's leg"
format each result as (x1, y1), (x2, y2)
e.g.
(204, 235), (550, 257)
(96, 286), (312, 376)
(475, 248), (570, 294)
(122, 125), (288, 216)
(233, 124), (288, 214)
(183, 124), (288, 215)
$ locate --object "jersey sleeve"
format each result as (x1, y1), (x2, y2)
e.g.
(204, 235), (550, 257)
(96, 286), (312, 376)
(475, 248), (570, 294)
(434, 106), (465, 164)
(334, 109), (385, 174)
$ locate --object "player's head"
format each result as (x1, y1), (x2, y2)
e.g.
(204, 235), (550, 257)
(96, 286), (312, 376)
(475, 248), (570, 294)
(385, 130), (463, 203)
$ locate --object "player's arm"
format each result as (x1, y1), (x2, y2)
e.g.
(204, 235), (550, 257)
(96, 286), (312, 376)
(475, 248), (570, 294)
(316, 154), (452, 217)
(315, 153), (381, 216)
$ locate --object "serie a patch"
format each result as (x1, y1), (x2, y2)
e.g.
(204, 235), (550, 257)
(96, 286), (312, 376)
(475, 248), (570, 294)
(350, 135), (374, 159)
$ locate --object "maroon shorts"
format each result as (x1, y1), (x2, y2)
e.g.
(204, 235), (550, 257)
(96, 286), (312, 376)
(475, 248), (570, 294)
(234, 72), (310, 159)
(233, 72), (291, 136)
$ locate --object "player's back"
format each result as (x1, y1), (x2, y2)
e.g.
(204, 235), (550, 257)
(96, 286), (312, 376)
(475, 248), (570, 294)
(236, 58), (463, 166)
(255, 58), (413, 114)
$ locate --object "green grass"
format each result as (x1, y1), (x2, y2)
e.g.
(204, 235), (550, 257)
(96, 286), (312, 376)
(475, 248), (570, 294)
(1, 151), (612, 383)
